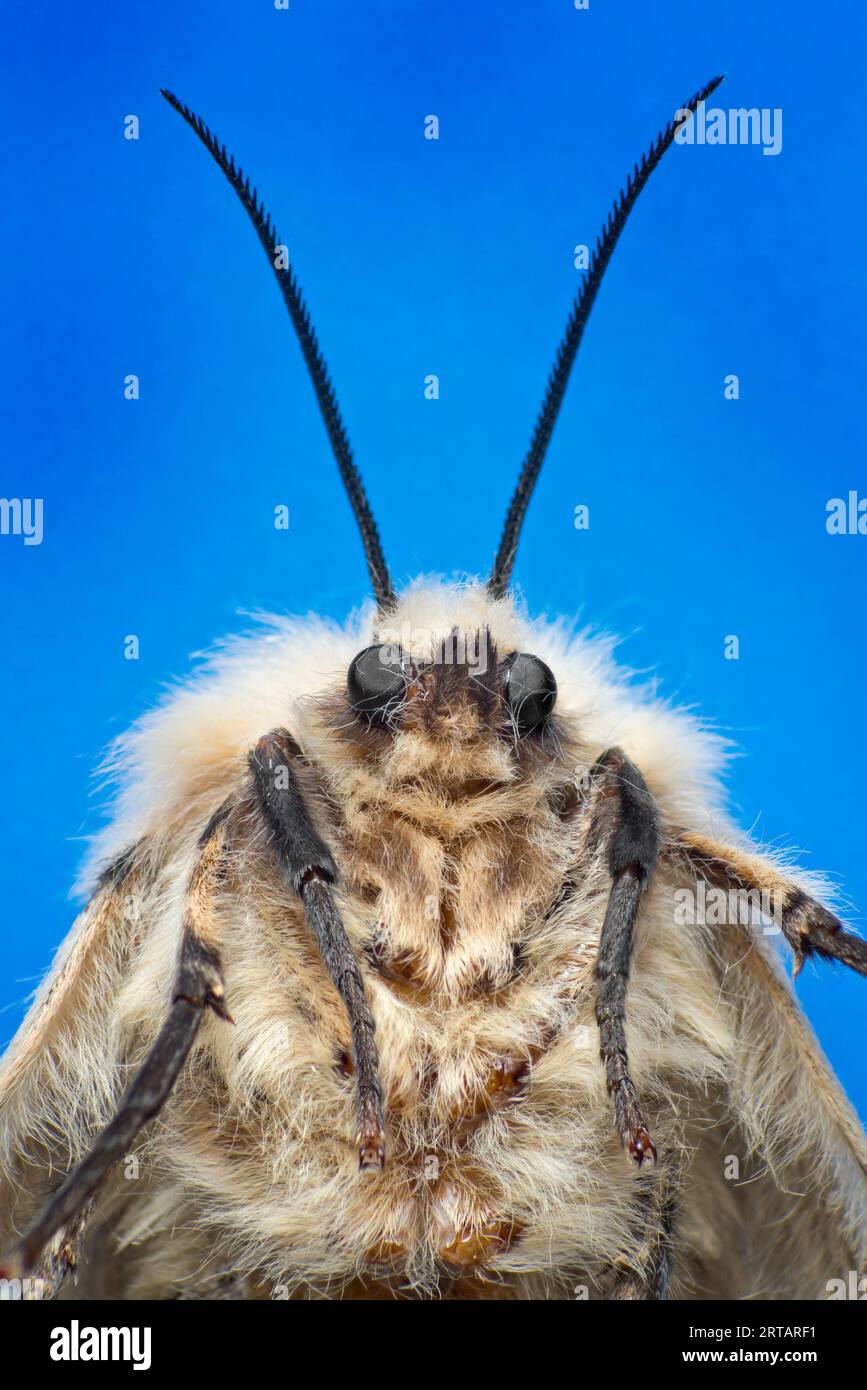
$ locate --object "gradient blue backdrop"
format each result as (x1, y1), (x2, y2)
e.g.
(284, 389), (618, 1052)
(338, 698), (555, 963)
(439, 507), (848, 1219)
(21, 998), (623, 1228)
(2, 1), (865, 1117)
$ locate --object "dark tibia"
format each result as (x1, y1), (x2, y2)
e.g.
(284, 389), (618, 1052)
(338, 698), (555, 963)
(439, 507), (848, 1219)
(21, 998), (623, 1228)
(302, 877), (385, 1167)
(250, 730), (385, 1169)
(592, 748), (660, 1165)
(597, 869), (656, 1164)
(5, 1002), (204, 1276)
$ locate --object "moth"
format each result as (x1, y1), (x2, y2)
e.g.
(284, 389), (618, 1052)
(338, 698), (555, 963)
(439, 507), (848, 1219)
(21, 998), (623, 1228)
(1, 74), (865, 1302)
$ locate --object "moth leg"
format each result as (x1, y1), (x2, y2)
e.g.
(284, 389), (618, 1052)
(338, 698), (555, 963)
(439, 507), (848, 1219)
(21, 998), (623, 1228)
(250, 729), (385, 1170)
(1, 804), (233, 1280)
(590, 747), (660, 1166)
(671, 830), (867, 979)
(14, 1200), (94, 1299)
(609, 1180), (676, 1300)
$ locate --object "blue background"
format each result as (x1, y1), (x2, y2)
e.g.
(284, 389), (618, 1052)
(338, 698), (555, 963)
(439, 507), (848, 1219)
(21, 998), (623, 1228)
(2, 2), (864, 1117)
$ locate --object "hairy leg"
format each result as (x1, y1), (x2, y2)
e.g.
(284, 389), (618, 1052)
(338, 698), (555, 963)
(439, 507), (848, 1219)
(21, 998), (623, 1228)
(591, 748), (661, 1166)
(250, 729), (385, 1169)
(0, 805), (233, 1281)
(671, 830), (867, 979)
(590, 752), (676, 1297)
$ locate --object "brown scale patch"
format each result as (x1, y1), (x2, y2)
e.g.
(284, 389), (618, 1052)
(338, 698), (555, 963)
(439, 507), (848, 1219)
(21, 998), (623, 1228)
(448, 1055), (533, 1128)
(431, 1172), (524, 1270)
(365, 1239), (409, 1271)
(437, 1220), (521, 1270)
(334, 1047), (354, 1080)
(365, 937), (430, 997)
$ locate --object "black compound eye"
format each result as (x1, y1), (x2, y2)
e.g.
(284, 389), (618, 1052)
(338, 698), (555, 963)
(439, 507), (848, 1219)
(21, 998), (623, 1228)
(503, 653), (557, 734)
(347, 645), (407, 720)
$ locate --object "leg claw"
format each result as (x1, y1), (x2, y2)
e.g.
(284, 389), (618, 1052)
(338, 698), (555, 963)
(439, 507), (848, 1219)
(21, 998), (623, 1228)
(628, 1128), (657, 1167)
(358, 1131), (386, 1171)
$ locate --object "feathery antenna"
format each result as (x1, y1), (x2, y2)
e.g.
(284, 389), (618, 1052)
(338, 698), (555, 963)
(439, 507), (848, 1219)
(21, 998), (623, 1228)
(161, 90), (395, 611)
(488, 74), (725, 598)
